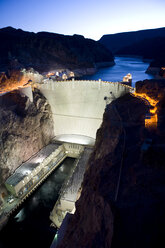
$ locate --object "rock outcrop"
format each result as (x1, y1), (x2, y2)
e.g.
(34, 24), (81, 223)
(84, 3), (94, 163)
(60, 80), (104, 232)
(0, 68), (43, 93)
(0, 27), (114, 73)
(136, 79), (165, 100)
(136, 79), (165, 138)
(57, 92), (163, 248)
(0, 89), (54, 195)
(146, 58), (165, 77)
(56, 80), (165, 247)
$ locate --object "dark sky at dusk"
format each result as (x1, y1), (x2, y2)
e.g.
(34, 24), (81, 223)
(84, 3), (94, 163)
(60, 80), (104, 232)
(0, 0), (165, 40)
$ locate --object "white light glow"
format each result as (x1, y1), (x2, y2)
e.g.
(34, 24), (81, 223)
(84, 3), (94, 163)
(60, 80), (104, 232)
(15, 209), (25, 222)
(55, 134), (95, 146)
(23, 169), (31, 175)
(60, 166), (64, 172)
(34, 157), (45, 163)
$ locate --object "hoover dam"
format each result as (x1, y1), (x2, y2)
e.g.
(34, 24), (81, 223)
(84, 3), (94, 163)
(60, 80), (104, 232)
(0, 78), (134, 234)
(38, 79), (134, 145)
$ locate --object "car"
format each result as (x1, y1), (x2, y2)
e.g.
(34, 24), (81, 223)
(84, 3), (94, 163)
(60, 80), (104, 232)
(7, 196), (14, 204)
(8, 198), (14, 204)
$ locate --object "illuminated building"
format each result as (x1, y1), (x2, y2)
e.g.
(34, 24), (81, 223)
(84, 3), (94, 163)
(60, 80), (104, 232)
(46, 72), (55, 78)
(69, 71), (75, 78)
(5, 144), (65, 196)
(62, 73), (68, 80)
(5, 143), (84, 197)
(123, 73), (132, 85)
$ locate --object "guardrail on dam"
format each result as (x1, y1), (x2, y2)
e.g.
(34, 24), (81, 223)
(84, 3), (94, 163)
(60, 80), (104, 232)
(38, 79), (134, 143)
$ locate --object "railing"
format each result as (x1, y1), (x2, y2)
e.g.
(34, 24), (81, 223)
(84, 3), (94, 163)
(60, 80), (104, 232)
(37, 79), (134, 90)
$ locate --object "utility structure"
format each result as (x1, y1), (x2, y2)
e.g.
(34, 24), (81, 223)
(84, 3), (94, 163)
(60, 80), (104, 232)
(19, 85), (33, 102)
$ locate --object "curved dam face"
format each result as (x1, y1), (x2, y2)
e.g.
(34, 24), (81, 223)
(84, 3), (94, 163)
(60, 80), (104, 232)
(38, 80), (133, 144)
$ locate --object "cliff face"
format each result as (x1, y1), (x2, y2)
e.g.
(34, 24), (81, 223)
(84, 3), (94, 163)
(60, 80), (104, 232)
(57, 93), (165, 248)
(99, 28), (165, 77)
(0, 27), (114, 73)
(136, 79), (165, 100)
(115, 37), (165, 59)
(99, 27), (165, 54)
(136, 79), (165, 138)
(115, 37), (165, 76)
(0, 89), (54, 193)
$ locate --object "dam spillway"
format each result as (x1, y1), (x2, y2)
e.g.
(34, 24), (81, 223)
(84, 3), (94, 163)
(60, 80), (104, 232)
(38, 80), (134, 144)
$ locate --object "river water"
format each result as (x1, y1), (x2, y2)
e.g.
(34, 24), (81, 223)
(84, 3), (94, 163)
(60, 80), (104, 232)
(82, 56), (154, 87)
(0, 158), (75, 248)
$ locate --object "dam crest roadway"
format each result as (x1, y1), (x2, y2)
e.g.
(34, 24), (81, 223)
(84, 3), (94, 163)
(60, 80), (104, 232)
(37, 79), (134, 145)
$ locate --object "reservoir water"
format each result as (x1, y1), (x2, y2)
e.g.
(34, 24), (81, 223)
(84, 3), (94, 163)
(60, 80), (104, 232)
(82, 56), (154, 87)
(0, 157), (75, 248)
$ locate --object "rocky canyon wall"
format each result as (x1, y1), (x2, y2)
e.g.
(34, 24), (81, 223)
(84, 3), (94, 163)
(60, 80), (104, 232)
(57, 85), (165, 248)
(0, 89), (54, 195)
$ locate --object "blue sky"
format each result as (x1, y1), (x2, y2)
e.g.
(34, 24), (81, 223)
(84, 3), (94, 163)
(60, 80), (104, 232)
(0, 0), (165, 40)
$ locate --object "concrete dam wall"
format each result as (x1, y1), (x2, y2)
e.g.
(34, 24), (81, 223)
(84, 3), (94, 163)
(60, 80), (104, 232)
(38, 80), (133, 144)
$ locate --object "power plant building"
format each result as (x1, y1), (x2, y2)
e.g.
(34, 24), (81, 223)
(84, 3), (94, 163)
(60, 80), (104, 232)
(5, 143), (65, 197)
(5, 143), (85, 197)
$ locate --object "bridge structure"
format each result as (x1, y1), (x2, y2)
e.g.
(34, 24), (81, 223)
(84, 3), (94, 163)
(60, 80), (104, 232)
(37, 79), (134, 145)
